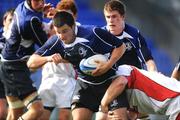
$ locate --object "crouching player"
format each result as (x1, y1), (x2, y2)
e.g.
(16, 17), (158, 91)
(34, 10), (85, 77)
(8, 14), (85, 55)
(100, 65), (180, 120)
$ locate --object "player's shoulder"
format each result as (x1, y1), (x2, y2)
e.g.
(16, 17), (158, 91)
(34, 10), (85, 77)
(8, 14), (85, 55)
(124, 23), (140, 37)
(100, 26), (107, 31)
(45, 35), (60, 45)
(77, 25), (94, 36)
(48, 35), (59, 41)
(78, 25), (94, 30)
(93, 26), (112, 38)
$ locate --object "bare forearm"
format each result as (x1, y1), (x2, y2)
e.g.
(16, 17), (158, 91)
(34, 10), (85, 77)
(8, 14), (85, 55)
(27, 54), (49, 69)
(108, 43), (126, 67)
(101, 76), (127, 108)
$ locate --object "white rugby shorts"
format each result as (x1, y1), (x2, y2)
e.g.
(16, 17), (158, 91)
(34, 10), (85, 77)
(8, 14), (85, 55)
(38, 62), (77, 108)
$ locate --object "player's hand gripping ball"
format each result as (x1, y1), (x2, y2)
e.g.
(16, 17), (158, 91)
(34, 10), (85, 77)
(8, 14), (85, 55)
(79, 54), (108, 75)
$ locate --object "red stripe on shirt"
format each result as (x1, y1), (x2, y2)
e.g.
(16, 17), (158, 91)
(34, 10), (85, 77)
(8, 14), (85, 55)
(126, 68), (180, 101)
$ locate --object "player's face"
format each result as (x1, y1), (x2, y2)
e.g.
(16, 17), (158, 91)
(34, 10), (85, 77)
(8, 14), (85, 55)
(104, 10), (125, 36)
(31, 0), (45, 12)
(54, 24), (76, 44)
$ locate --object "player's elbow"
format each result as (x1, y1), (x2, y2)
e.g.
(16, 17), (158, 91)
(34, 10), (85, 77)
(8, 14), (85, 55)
(27, 60), (36, 70)
(27, 54), (40, 69)
(114, 76), (128, 89)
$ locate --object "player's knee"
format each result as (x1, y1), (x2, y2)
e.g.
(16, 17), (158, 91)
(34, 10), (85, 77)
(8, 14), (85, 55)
(23, 92), (44, 117)
(58, 109), (71, 120)
(23, 92), (41, 109)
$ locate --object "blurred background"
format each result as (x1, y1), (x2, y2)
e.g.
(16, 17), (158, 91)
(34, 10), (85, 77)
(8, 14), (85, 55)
(0, 0), (179, 75)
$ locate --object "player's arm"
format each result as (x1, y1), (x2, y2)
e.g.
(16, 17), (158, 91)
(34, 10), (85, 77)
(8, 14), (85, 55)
(27, 36), (68, 69)
(92, 27), (126, 76)
(108, 42), (126, 67)
(92, 43), (126, 76)
(100, 76), (128, 113)
(27, 53), (63, 69)
(31, 17), (48, 46)
(27, 54), (49, 69)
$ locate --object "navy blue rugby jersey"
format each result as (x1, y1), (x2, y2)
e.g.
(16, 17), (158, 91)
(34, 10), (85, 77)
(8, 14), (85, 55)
(0, 27), (5, 53)
(1, 1), (47, 61)
(102, 23), (153, 69)
(35, 25), (123, 83)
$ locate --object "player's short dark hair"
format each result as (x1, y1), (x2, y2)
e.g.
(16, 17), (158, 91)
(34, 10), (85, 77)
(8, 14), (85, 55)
(53, 11), (75, 27)
(104, 0), (126, 15)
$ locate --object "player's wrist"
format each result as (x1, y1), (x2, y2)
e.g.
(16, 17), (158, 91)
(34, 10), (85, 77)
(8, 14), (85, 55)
(46, 56), (52, 62)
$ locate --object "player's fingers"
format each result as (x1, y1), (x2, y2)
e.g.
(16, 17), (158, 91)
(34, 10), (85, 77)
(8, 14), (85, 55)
(91, 68), (100, 76)
(52, 53), (61, 63)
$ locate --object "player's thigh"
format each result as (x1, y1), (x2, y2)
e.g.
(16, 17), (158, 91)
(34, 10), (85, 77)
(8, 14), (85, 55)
(58, 108), (72, 120)
(6, 96), (24, 119)
(22, 92), (44, 117)
(72, 107), (93, 120)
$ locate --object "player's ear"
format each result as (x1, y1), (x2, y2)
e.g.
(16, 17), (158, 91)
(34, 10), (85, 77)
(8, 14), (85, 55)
(72, 24), (76, 33)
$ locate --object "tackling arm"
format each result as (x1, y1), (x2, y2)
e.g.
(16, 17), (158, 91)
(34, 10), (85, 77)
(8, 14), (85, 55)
(27, 53), (68, 69)
(27, 54), (51, 69)
(100, 76), (128, 113)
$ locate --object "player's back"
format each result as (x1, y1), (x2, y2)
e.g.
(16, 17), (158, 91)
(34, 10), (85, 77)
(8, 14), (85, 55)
(117, 65), (180, 114)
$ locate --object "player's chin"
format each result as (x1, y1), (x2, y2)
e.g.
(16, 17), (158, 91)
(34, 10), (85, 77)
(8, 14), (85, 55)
(109, 29), (117, 35)
(36, 8), (44, 12)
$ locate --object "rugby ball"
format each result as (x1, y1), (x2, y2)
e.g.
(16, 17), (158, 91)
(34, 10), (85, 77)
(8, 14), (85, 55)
(79, 54), (108, 75)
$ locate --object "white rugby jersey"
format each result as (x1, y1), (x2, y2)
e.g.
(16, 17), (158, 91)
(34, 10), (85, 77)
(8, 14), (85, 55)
(117, 65), (180, 119)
